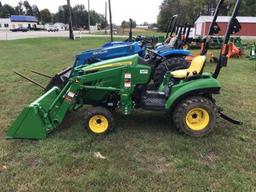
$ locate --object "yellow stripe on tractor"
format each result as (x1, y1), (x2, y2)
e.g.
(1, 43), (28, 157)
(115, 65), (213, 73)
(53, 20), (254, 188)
(85, 61), (133, 72)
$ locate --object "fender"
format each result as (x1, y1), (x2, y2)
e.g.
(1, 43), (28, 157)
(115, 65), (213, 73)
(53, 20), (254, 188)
(159, 49), (192, 57)
(165, 76), (221, 111)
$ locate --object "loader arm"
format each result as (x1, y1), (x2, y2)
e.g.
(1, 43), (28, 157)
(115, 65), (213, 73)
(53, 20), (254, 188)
(7, 54), (152, 139)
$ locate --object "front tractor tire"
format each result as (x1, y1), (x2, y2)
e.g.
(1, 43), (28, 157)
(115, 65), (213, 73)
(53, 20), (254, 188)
(84, 107), (114, 135)
(173, 96), (217, 137)
(153, 57), (189, 88)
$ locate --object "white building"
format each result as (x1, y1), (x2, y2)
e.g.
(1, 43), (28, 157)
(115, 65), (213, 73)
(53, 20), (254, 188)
(54, 23), (68, 31)
(0, 18), (11, 30)
(0, 15), (38, 30)
(10, 15), (38, 29)
(136, 25), (149, 30)
(44, 23), (68, 31)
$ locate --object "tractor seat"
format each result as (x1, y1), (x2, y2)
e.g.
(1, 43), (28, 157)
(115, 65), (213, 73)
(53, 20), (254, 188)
(170, 56), (206, 79)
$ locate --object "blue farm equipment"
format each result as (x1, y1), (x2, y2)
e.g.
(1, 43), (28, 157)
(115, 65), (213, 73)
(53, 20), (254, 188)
(16, 17), (191, 94)
(35, 17), (192, 91)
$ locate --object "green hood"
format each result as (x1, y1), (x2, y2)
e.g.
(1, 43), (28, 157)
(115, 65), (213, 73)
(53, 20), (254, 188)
(79, 54), (139, 72)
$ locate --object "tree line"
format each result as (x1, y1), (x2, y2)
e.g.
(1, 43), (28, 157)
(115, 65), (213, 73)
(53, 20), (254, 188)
(0, 1), (106, 29)
(121, 20), (137, 28)
(157, 0), (256, 32)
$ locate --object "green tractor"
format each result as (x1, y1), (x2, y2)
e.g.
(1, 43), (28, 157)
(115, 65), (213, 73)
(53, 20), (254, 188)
(7, 0), (242, 140)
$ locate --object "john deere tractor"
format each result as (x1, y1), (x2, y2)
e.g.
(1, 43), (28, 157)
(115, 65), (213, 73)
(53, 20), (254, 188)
(7, 0), (242, 140)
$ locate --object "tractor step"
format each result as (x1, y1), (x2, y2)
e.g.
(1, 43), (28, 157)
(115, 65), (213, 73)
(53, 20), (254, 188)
(141, 91), (166, 111)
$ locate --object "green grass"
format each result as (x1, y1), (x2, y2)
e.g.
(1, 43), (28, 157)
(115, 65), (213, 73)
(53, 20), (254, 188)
(0, 37), (256, 192)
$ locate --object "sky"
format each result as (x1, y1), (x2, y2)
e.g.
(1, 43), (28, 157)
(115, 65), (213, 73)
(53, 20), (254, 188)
(2, 0), (163, 24)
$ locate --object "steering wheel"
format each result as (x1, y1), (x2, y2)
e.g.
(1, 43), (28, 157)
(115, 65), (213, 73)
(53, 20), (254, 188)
(146, 48), (166, 60)
(141, 38), (155, 47)
(124, 36), (139, 42)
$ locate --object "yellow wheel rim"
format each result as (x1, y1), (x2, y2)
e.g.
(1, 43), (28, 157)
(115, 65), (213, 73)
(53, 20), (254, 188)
(185, 108), (210, 131)
(89, 115), (109, 134)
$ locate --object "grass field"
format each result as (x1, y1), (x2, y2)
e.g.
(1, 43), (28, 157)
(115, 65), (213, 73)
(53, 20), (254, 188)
(87, 29), (166, 37)
(0, 37), (256, 192)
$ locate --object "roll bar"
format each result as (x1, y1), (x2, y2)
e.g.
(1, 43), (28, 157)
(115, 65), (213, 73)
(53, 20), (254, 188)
(213, 0), (241, 78)
(166, 15), (178, 39)
(200, 0), (224, 55)
(183, 24), (192, 46)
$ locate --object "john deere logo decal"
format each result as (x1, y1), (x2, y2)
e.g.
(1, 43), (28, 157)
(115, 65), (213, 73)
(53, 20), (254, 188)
(140, 69), (149, 74)
(86, 61), (133, 71)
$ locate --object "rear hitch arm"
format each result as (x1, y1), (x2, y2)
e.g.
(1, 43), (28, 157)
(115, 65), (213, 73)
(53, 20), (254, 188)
(218, 110), (243, 125)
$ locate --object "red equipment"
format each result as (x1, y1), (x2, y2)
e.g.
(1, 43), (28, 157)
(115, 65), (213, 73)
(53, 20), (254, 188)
(227, 42), (242, 58)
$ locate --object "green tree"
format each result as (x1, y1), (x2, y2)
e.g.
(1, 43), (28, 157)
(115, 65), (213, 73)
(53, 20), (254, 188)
(157, 0), (202, 32)
(239, 0), (256, 16)
(72, 4), (87, 28)
(121, 20), (136, 28)
(73, 6), (106, 29)
(23, 1), (33, 15)
(132, 20), (136, 28)
(54, 5), (69, 24)
(89, 10), (105, 27)
(15, 1), (24, 15)
(0, 4), (16, 17)
(40, 9), (52, 24)
(157, 0), (256, 32)
(53, 4), (105, 29)
(121, 20), (129, 28)
(32, 5), (40, 19)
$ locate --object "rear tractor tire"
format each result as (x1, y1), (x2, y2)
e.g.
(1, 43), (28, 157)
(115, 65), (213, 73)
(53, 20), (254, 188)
(84, 107), (114, 135)
(172, 96), (217, 137)
(153, 57), (189, 88)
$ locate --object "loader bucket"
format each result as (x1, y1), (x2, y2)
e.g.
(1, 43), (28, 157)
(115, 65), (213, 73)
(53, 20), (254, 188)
(6, 87), (62, 139)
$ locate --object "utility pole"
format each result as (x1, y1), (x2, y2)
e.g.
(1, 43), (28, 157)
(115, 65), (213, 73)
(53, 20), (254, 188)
(105, 1), (107, 34)
(88, 0), (91, 33)
(108, 0), (113, 42)
(67, 0), (74, 40)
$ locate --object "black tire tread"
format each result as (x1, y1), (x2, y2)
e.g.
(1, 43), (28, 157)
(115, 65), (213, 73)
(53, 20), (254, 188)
(173, 96), (217, 137)
(84, 106), (114, 135)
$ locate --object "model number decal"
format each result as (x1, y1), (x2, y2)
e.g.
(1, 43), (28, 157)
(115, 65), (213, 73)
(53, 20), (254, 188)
(140, 69), (149, 74)
(93, 50), (108, 55)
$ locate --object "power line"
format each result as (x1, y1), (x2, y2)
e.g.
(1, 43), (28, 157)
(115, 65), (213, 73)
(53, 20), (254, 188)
(108, 0), (113, 42)
(88, 0), (91, 33)
(105, 1), (107, 35)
